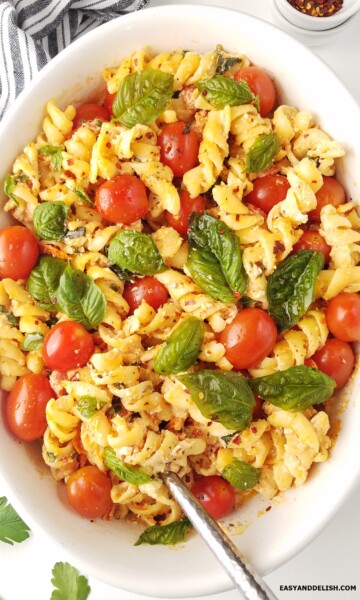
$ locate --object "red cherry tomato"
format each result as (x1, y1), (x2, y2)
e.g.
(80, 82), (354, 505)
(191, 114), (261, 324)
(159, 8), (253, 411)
(43, 321), (94, 371)
(66, 466), (112, 519)
(123, 276), (169, 314)
(312, 338), (355, 389)
(73, 103), (109, 129)
(308, 177), (346, 222)
(220, 308), (277, 370)
(95, 174), (149, 224)
(234, 67), (276, 117)
(6, 374), (54, 442)
(165, 190), (206, 236)
(191, 475), (235, 520)
(0, 226), (39, 280)
(103, 91), (116, 119)
(158, 121), (200, 177)
(304, 358), (318, 369)
(292, 230), (331, 263)
(245, 174), (290, 214)
(326, 293), (360, 342)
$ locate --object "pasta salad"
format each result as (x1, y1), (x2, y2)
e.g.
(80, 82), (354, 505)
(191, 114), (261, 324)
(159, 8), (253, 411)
(1, 46), (359, 546)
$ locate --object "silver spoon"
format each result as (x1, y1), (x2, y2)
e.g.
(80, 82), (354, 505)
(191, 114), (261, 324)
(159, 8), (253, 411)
(161, 472), (278, 600)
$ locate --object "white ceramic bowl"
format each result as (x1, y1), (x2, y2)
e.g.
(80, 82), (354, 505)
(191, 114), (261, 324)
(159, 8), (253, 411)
(1, 4), (360, 597)
(275, 0), (360, 30)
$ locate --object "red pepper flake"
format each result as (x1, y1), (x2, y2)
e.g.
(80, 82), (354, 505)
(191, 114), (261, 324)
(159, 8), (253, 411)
(287, 0), (343, 17)
(233, 435), (242, 445)
(251, 427), (257, 433)
(266, 506), (272, 512)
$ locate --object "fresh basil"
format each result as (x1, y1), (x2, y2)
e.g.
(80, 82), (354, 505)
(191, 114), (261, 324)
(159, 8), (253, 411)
(222, 459), (260, 490)
(57, 267), (106, 330)
(267, 250), (324, 332)
(113, 70), (174, 128)
(177, 370), (255, 431)
(4, 173), (27, 205)
(250, 365), (336, 411)
(196, 75), (255, 109)
(65, 227), (86, 240)
(76, 396), (107, 418)
(154, 317), (204, 375)
(108, 230), (166, 276)
(104, 447), (151, 485)
(21, 332), (44, 352)
(245, 133), (280, 173)
(33, 201), (68, 240)
(215, 56), (241, 75)
(74, 186), (93, 206)
(38, 144), (63, 172)
(135, 517), (192, 546)
(27, 256), (67, 311)
(0, 307), (18, 326)
(186, 213), (246, 302)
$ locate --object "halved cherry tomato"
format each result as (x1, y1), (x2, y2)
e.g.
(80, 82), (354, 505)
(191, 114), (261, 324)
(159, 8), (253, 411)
(0, 226), (39, 280)
(66, 466), (112, 519)
(123, 276), (169, 314)
(43, 321), (94, 371)
(308, 177), (346, 222)
(165, 190), (206, 236)
(312, 338), (355, 389)
(95, 174), (149, 224)
(292, 230), (331, 263)
(234, 67), (276, 117)
(158, 121), (200, 177)
(220, 308), (277, 370)
(191, 475), (235, 520)
(245, 174), (290, 214)
(326, 293), (360, 342)
(73, 103), (109, 129)
(103, 91), (116, 119)
(6, 374), (54, 441)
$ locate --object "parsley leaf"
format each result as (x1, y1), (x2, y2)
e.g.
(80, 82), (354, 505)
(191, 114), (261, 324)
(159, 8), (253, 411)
(0, 496), (30, 545)
(51, 562), (91, 600)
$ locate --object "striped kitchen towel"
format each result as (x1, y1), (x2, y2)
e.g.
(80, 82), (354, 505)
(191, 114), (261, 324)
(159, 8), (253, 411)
(0, 0), (149, 120)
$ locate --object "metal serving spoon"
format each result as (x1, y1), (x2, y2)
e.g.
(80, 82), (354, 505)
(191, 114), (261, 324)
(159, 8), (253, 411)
(161, 472), (278, 600)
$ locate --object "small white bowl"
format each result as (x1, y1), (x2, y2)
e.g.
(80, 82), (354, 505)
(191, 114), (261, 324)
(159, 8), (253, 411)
(275, 0), (360, 30)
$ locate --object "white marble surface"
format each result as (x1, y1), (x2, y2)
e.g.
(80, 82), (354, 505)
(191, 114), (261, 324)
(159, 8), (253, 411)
(1, 1), (360, 598)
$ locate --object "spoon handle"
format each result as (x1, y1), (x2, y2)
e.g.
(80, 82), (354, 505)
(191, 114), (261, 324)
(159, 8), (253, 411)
(162, 472), (278, 600)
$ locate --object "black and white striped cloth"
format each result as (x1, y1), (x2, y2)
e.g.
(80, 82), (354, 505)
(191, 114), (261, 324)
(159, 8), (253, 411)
(0, 0), (149, 120)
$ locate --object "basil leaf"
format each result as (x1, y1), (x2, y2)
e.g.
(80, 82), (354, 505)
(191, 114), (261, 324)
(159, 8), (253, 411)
(245, 133), (280, 173)
(108, 230), (166, 276)
(57, 267), (106, 329)
(222, 459), (260, 490)
(215, 56), (241, 75)
(135, 517), (192, 546)
(104, 447), (151, 485)
(267, 250), (324, 332)
(33, 201), (67, 240)
(27, 256), (67, 311)
(250, 365), (336, 411)
(65, 227), (86, 240)
(186, 245), (235, 303)
(154, 317), (204, 375)
(113, 70), (174, 128)
(74, 187), (93, 206)
(4, 173), (27, 205)
(77, 396), (107, 418)
(0, 307), (18, 326)
(196, 75), (255, 109)
(38, 144), (63, 172)
(177, 370), (255, 431)
(21, 332), (44, 352)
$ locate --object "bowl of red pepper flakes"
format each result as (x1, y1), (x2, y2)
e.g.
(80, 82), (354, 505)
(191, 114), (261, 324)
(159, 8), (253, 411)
(274, 0), (360, 30)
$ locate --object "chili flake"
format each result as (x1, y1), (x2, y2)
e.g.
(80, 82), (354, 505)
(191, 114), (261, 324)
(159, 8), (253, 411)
(287, 0), (343, 17)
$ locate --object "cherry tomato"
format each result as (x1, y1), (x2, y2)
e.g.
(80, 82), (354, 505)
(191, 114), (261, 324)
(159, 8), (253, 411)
(73, 103), (109, 129)
(123, 276), (169, 314)
(103, 91), (116, 119)
(165, 190), (206, 236)
(220, 308), (277, 370)
(0, 226), (39, 280)
(6, 374), (54, 442)
(304, 358), (318, 369)
(245, 174), (290, 214)
(292, 230), (331, 263)
(312, 338), (355, 389)
(234, 67), (276, 117)
(42, 321), (94, 371)
(191, 475), (235, 520)
(308, 177), (346, 222)
(326, 293), (360, 342)
(95, 174), (149, 224)
(66, 466), (112, 519)
(158, 121), (200, 177)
